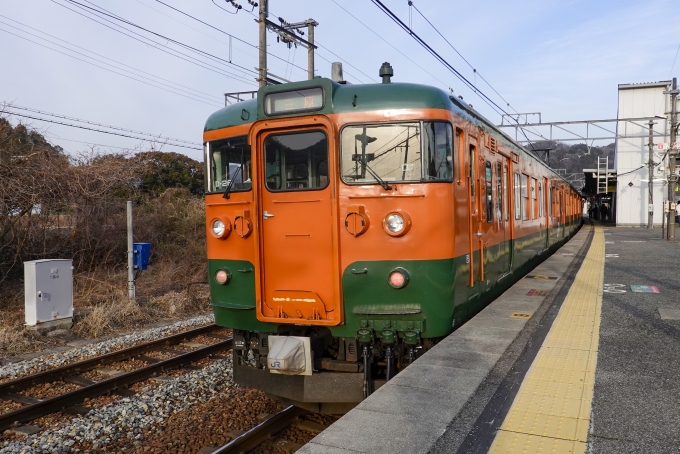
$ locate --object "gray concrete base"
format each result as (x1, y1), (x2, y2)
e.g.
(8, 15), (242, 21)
(298, 229), (590, 454)
(24, 317), (73, 333)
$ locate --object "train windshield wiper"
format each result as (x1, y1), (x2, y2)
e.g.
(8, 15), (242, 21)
(222, 164), (242, 199)
(363, 162), (392, 191)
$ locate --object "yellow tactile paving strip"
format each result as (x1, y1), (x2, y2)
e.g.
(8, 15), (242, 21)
(489, 225), (603, 454)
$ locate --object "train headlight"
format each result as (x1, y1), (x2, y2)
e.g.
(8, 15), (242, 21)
(215, 268), (232, 285)
(383, 211), (412, 237)
(388, 267), (410, 289)
(210, 217), (231, 239)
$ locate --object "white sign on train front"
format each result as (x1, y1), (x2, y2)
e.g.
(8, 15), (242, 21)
(657, 143), (679, 150)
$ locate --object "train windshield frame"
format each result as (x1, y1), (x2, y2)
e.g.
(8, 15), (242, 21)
(340, 121), (453, 186)
(205, 135), (252, 194)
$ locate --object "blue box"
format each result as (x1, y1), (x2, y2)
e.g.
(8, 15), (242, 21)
(132, 243), (151, 270)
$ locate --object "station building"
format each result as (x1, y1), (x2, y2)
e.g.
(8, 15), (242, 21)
(614, 81), (674, 226)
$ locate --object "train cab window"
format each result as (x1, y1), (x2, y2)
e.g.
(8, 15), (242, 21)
(264, 131), (328, 191)
(486, 161), (493, 223)
(207, 135), (251, 193)
(514, 173), (521, 220)
(340, 121), (453, 185)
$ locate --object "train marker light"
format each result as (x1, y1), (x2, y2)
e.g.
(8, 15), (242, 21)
(210, 217), (232, 239)
(383, 211), (412, 237)
(215, 268), (232, 285)
(388, 267), (410, 289)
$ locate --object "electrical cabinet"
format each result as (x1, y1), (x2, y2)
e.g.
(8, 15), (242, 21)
(24, 259), (73, 326)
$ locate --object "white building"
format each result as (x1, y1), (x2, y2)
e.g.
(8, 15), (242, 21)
(615, 81), (673, 226)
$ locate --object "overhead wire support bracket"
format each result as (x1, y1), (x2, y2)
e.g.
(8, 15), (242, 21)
(264, 19), (317, 49)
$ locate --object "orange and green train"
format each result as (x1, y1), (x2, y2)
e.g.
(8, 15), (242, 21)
(203, 63), (582, 413)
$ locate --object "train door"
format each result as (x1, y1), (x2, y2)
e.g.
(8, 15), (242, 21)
(497, 158), (511, 278)
(251, 118), (341, 326)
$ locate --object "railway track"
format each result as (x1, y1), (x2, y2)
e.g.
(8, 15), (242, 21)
(210, 405), (308, 454)
(0, 324), (232, 433)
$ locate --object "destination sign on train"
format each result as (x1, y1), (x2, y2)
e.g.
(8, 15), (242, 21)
(265, 88), (323, 115)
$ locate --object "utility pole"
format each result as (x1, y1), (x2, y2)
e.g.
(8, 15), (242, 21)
(648, 120), (655, 228)
(667, 77), (678, 242)
(127, 201), (135, 300)
(307, 21), (315, 80)
(258, 0), (267, 87)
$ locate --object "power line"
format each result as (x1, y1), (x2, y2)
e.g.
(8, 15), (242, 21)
(671, 42), (680, 78)
(0, 27), (225, 108)
(63, 0), (259, 78)
(3, 110), (202, 151)
(1, 14), (220, 102)
(0, 18), (223, 107)
(49, 0), (257, 85)
(6, 105), (200, 146)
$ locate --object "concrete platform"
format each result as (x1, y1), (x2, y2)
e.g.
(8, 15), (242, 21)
(299, 226), (591, 454)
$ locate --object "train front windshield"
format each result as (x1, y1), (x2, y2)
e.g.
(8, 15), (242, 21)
(206, 136), (251, 193)
(340, 121), (453, 185)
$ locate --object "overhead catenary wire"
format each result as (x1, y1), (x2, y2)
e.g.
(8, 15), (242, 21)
(49, 0), (257, 86)
(369, 0), (537, 149)
(329, 0), (450, 88)
(407, 1), (549, 143)
(3, 110), (202, 151)
(151, 0), (310, 77)
(239, 3), (373, 83)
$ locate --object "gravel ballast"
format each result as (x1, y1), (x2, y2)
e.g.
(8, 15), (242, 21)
(1, 354), (234, 453)
(0, 315), (214, 381)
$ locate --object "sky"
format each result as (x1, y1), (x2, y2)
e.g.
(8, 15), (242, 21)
(1, 0), (679, 162)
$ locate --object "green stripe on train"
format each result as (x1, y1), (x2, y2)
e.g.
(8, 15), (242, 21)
(208, 220), (581, 338)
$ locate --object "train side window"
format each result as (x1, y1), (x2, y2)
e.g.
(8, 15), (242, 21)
(486, 161), (493, 223)
(456, 128), (465, 186)
(522, 174), (529, 220)
(514, 172), (521, 220)
(264, 130), (328, 191)
(532, 177), (538, 219)
(552, 186), (556, 216)
(422, 122), (453, 181)
(469, 145), (475, 196)
(503, 165), (508, 220)
(496, 162), (503, 222)
(539, 182), (544, 217)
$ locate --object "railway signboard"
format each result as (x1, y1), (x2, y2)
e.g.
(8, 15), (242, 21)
(657, 143), (679, 150)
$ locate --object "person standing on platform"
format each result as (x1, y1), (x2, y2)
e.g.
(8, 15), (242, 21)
(600, 204), (608, 222)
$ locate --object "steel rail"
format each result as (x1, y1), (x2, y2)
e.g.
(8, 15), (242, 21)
(0, 338), (232, 431)
(211, 405), (307, 454)
(0, 324), (220, 395)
